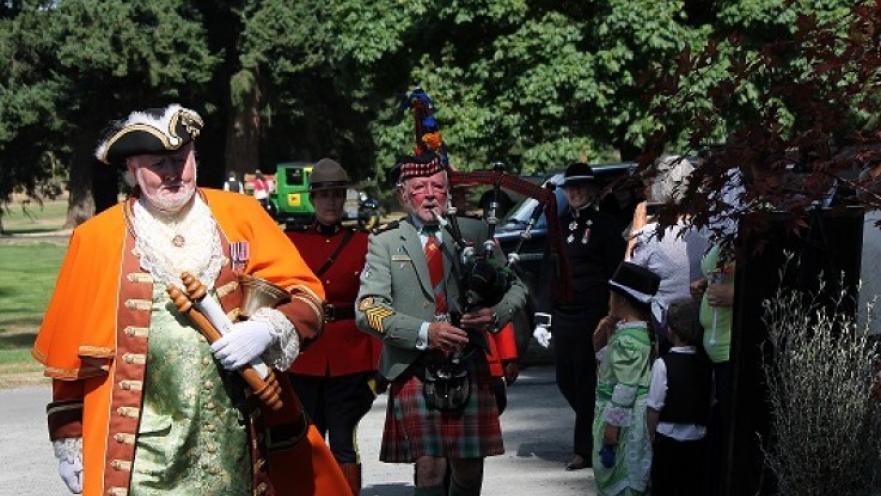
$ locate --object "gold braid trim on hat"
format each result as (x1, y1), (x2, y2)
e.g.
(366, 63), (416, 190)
(97, 124), (177, 164)
(96, 108), (204, 165)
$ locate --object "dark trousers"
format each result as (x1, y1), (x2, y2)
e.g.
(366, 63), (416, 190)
(652, 432), (706, 496)
(552, 307), (602, 458)
(289, 371), (376, 463)
(706, 361), (732, 496)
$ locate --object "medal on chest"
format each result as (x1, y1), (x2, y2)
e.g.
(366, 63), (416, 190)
(567, 218), (578, 244)
(230, 241), (250, 273)
(582, 219), (593, 245)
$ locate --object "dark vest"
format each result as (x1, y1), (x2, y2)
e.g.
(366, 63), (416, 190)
(659, 351), (712, 425)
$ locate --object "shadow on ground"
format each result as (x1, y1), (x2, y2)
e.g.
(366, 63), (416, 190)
(361, 483), (411, 496)
(0, 331), (37, 349)
(515, 441), (572, 463)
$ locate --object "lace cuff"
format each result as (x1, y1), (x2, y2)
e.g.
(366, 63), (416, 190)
(604, 405), (633, 427)
(53, 437), (82, 464)
(253, 307), (300, 370)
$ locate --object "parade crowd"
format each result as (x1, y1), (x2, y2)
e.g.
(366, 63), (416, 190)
(32, 103), (734, 496)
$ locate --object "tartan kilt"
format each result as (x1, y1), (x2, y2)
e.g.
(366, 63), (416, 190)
(380, 359), (504, 462)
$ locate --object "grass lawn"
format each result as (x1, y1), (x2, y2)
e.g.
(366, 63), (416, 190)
(0, 242), (67, 387)
(1, 199), (68, 234)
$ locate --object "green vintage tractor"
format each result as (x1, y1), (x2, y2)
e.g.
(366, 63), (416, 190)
(272, 161), (315, 226)
(255, 161), (381, 229)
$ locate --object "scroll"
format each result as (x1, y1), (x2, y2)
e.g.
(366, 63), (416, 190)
(167, 272), (284, 410)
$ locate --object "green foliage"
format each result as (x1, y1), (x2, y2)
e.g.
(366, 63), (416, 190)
(0, 0), (871, 220)
(0, 5), (65, 205)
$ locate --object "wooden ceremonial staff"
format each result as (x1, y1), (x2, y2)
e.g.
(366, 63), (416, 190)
(167, 273), (284, 411)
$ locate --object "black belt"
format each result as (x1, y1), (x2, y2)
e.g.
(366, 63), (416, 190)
(323, 303), (355, 322)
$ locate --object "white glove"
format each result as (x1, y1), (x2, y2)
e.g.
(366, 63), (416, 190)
(533, 325), (552, 349)
(211, 320), (277, 371)
(53, 437), (83, 494)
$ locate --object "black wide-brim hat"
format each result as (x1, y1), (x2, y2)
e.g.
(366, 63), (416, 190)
(389, 152), (446, 186)
(562, 162), (596, 186)
(609, 261), (661, 303)
(94, 104), (204, 166)
(310, 158), (351, 192)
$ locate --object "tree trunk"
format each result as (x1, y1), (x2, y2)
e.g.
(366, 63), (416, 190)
(64, 132), (97, 228)
(93, 159), (120, 214)
(224, 67), (262, 178)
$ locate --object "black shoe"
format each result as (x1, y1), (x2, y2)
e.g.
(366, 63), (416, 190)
(565, 454), (590, 471)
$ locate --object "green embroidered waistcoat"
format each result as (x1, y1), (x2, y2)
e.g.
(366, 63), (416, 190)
(129, 285), (251, 495)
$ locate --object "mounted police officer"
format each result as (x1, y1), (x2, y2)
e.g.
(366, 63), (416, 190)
(355, 152), (527, 496)
(286, 158), (382, 495)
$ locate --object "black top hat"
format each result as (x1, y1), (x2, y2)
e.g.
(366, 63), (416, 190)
(562, 162), (596, 186)
(609, 261), (661, 303)
(310, 158), (351, 191)
(94, 104), (203, 166)
(389, 152), (446, 186)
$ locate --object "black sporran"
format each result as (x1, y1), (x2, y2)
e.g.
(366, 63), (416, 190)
(422, 361), (471, 412)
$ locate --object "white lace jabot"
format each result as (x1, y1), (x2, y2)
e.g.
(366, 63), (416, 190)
(131, 195), (223, 288)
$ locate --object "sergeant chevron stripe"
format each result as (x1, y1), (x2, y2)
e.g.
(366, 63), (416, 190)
(359, 297), (393, 333)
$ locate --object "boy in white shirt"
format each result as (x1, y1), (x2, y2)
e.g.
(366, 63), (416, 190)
(647, 298), (713, 496)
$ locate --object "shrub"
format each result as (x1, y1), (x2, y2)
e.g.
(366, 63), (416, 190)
(761, 275), (881, 496)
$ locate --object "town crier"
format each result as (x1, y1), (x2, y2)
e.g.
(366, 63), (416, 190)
(32, 104), (350, 495)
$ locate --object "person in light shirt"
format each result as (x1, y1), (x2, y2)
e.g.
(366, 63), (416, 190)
(646, 298), (713, 496)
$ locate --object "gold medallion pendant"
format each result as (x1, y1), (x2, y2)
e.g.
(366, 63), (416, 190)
(172, 234), (186, 247)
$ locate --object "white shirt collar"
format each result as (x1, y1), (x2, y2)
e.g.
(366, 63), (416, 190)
(669, 346), (697, 353)
(410, 215), (444, 246)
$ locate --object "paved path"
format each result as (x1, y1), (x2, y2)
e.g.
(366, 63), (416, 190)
(0, 366), (596, 496)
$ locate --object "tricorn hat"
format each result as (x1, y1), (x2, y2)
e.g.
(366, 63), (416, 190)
(609, 261), (661, 304)
(95, 104), (204, 166)
(562, 162), (596, 186)
(389, 152), (446, 186)
(309, 158), (350, 191)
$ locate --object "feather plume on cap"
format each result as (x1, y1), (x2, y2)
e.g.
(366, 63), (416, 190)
(94, 104), (204, 165)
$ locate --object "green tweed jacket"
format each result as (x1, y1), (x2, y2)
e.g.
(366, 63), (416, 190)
(355, 217), (527, 380)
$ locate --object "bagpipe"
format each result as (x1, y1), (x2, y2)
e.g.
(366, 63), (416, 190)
(402, 87), (571, 311)
(402, 88), (572, 411)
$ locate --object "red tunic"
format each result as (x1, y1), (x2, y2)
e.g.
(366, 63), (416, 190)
(486, 323), (518, 378)
(287, 225), (382, 376)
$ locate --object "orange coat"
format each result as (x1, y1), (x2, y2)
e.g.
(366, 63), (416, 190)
(33, 189), (350, 496)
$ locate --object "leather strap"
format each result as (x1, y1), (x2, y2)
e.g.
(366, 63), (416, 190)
(314, 228), (355, 277)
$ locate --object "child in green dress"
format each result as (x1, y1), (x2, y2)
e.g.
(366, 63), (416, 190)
(591, 261), (661, 495)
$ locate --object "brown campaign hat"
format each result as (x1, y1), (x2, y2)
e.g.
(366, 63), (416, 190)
(309, 158), (350, 191)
